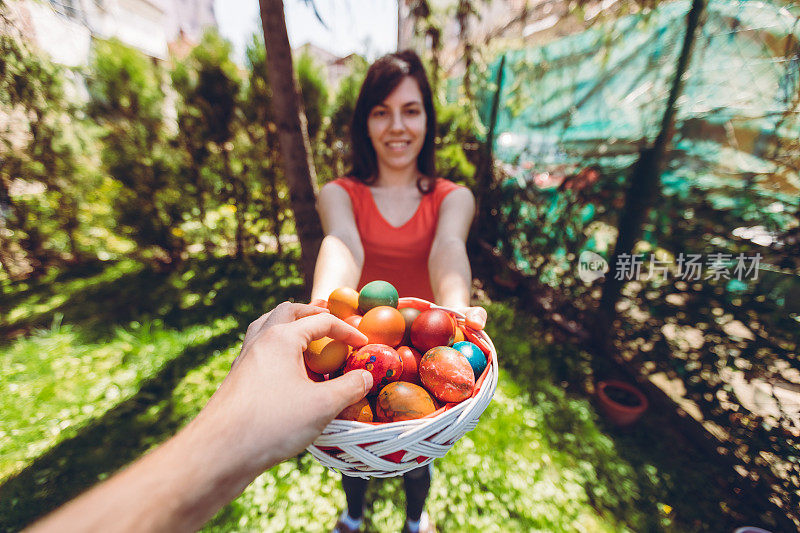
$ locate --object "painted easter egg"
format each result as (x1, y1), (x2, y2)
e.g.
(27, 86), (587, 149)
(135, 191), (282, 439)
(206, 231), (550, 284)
(376, 382), (437, 422)
(397, 345), (423, 384)
(344, 343), (403, 395)
(358, 306), (406, 347)
(419, 346), (475, 403)
(337, 397), (374, 422)
(304, 336), (350, 375)
(399, 306), (420, 345)
(452, 325), (465, 345)
(452, 341), (487, 380)
(328, 287), (360, 319)
(410, 309), (456, 353)
(358, 280), (399, 313)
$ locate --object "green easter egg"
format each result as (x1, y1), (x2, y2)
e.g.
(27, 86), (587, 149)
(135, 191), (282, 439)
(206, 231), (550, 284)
(358, 280), (399, 313)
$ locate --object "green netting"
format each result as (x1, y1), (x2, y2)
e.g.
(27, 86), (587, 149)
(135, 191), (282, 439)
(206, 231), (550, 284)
(471, 0), (799, 205)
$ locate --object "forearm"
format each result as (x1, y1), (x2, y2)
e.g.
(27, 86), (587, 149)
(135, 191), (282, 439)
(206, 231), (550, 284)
(310, 234), (363, 301)
(429, 239), (472, 309)
(28, 409), (261, 533)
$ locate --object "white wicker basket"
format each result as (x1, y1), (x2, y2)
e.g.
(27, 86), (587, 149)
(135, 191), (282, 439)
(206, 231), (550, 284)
(307, 297), (499, 478)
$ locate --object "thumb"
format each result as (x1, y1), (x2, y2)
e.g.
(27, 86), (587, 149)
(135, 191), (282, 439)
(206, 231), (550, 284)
(318, 370), (373, 416)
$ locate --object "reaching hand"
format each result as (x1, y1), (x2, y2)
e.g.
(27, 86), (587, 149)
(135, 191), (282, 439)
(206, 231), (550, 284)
(197, 302), (372, 476)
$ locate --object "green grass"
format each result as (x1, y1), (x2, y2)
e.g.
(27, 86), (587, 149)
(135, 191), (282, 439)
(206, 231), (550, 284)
(0, 314), (236, 479)
(0, 258), (768, 532)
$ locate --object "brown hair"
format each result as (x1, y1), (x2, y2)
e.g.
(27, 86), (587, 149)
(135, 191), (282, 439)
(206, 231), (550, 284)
(349, 50), (437, 194)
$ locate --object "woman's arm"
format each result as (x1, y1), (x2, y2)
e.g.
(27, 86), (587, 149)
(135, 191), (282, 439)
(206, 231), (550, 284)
(428, 187), (487, 329)
(310, 183), (365, 302)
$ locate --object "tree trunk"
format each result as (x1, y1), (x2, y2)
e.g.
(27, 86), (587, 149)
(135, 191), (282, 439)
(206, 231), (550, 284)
(258, 0), (323, 295)
(596, 0), (708, 356)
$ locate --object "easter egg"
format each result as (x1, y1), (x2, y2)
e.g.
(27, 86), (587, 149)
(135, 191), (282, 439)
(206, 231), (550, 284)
(397, 345), (422, 384)
(358, 280), (399, 313)
(337, 397), (374, 422)
(358, 306), (405, 347)
(376, 382), (437, 422)
(304, 336), (350, 375)
(452, 325), (465, 345)
(344, 314), (362, 328)
(328, 287), (360, 319)
(306, 367), (325, 382)
(452, 341), (487, 380)
(344, 344), (403, 395)
(397, 346), (422, 385)
(399, 307), (420, 345)
(419, 346), (475, 403)
(410, 309), (456, 353)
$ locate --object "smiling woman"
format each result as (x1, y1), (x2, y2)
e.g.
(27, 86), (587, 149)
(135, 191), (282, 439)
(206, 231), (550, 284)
(308, 49), (487, 533)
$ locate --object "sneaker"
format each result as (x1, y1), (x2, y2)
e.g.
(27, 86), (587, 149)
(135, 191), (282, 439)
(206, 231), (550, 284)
(332, 513), (362, 533)
(402, 511), (436, 533)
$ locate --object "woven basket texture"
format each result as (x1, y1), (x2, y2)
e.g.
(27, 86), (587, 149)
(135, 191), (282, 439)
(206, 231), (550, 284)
(307, 298), (498, 478)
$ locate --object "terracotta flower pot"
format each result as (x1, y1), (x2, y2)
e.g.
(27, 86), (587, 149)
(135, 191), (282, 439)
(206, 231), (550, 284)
(596, 380), (648, 426)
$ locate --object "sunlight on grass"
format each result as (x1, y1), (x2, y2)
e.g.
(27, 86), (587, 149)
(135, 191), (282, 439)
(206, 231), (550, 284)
(1, 260), (140, 327)
(0, 314), (236, 480)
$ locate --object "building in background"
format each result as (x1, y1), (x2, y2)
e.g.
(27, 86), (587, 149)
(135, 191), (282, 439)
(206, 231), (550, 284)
(399, 0), (625, 79)
(294, 42), (364, 90)
(6, 0), (217, 66)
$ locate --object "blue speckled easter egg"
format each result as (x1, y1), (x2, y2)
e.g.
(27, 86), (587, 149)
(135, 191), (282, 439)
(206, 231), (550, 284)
(452, 341), (487, 380)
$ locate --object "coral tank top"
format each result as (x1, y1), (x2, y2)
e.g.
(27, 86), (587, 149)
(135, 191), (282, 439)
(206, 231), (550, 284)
(331, 177), (463, 302)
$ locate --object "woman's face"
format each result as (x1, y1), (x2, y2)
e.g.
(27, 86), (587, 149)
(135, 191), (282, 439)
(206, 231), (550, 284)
(367, 76), (427, 175)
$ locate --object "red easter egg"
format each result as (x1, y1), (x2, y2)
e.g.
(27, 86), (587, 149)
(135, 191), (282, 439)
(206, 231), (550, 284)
(410, 309), (456, 353)
(337, 397), (374, 422)
(358, 306), (406, 347)
(344, 314), (362, 328)
(376, 382), (437, 422)
(397, 345), (422, 384)
(344, 344), (403, 395)
(399, 307), (421, 346)
(419, 346), (475, 403)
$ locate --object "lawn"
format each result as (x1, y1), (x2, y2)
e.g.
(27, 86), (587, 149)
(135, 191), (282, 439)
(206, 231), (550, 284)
(0, 254), (765, 531)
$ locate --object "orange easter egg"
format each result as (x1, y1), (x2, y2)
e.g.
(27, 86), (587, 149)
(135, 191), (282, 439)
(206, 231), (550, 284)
(358, 306), (406, 347)
(304, 336), (350, 375)
(337, 397), (374, 422)
(376, 382), (437, 422)
(328, 287), (360, 319)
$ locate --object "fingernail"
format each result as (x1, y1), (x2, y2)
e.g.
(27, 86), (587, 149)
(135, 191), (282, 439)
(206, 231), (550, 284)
(361, 371), (373, 395)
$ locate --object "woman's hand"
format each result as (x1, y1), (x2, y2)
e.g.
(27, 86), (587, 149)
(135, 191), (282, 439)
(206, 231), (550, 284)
(454, 305), (487, 331)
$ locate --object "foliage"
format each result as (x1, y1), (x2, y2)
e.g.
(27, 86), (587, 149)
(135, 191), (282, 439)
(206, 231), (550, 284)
(87, 39), (186, 265)
(0, 33), (102, 277)
(317, 56), (368, 181)
(295, 52), (329, 143)
(241, 33), (292, 254)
